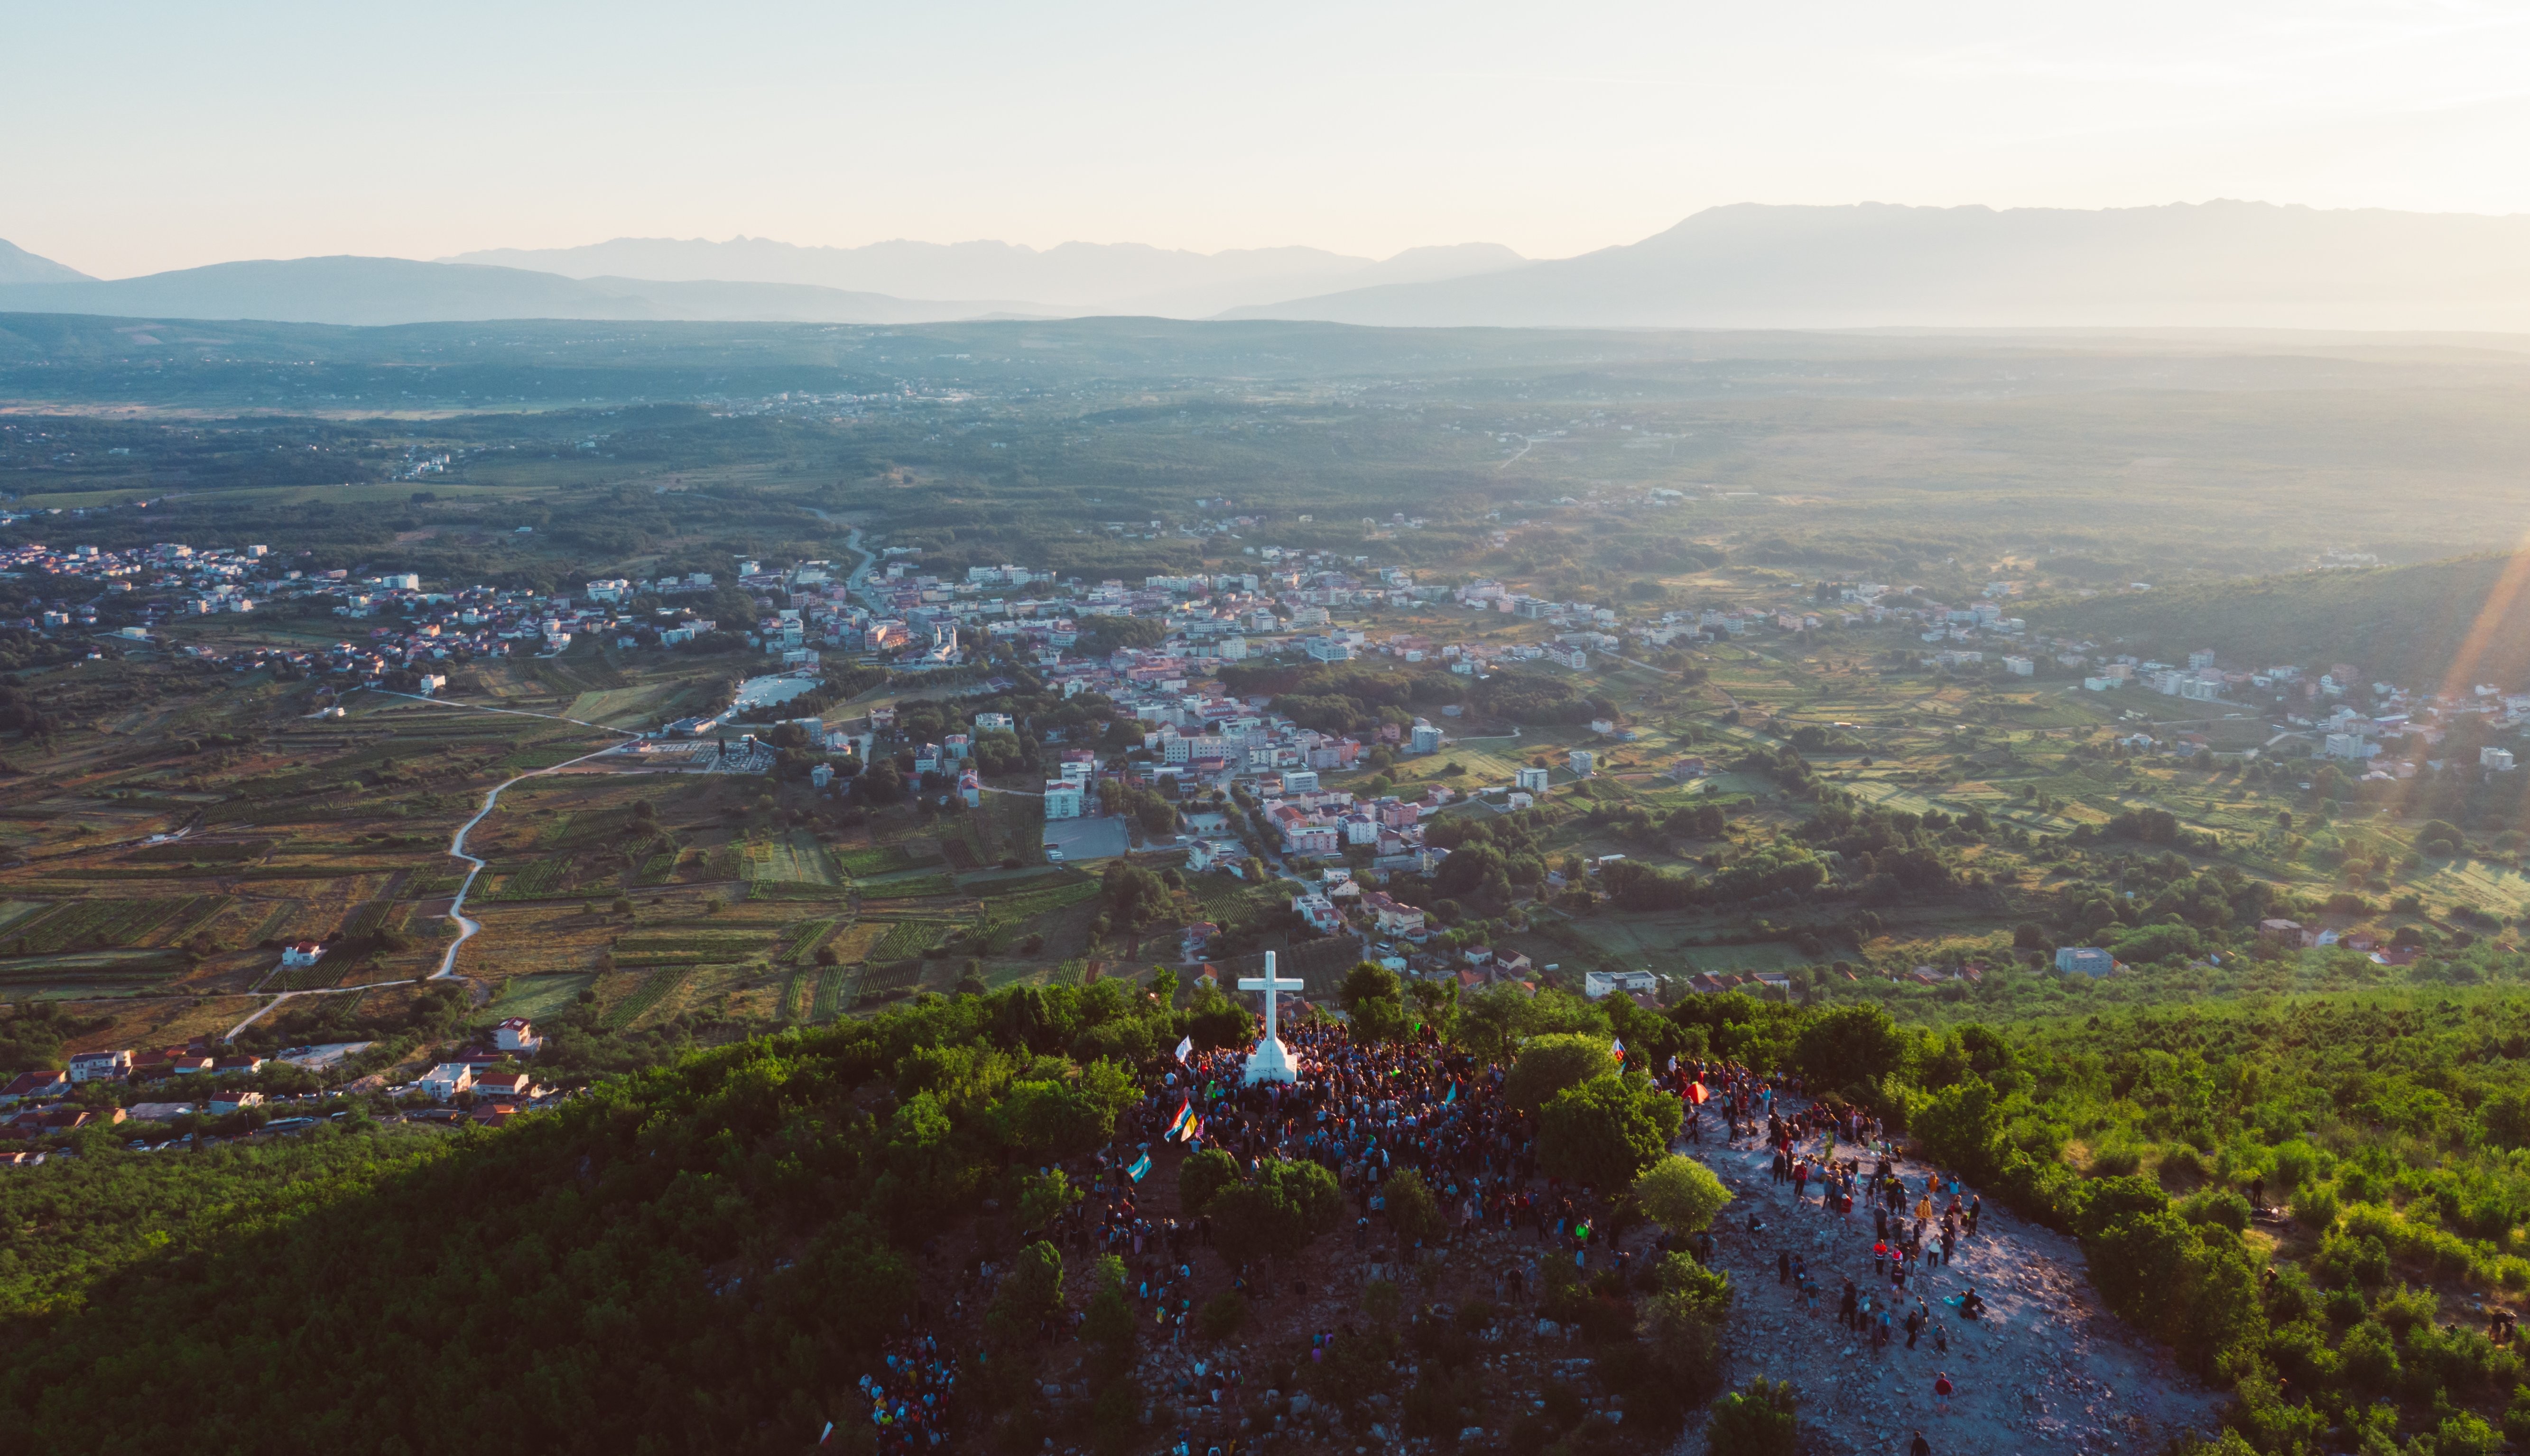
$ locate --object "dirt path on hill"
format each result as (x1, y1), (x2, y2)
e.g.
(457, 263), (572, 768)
(1674, 1126), (2226, 1456)
(219, 694), (636, 1041)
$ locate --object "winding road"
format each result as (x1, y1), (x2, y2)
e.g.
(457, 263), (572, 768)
(221, 514), (871, 1044)
(221, 694), (639, 1041)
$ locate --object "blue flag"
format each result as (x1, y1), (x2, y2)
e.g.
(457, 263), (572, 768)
(1128, 1152), (1152, 1182)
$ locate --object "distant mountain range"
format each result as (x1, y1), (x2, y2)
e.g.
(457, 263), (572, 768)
(0, 239), (91, 286)
(4, 203), (2529, 331)
(1222, 202), (2530, 332)
(442, 237), (1527, 316)
(0, 257), (1037, 328)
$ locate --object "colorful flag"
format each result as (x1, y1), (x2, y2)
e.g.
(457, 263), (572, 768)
(1186, 1115), (1205, 1144)
(818, 1421), (834, 1445)
(1610, 1037), (1626, 1064)
(1442, 1081), (1457, 1105)
(1165, 1099), (1193, 1139)
(1128, 1152), (1152, 1182)
(1174, 1034), (1194, 1063)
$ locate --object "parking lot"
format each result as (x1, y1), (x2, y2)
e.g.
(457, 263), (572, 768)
(1042, 813), (1131, 863)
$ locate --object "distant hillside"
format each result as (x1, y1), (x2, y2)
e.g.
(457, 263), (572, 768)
(0, 257), (1028, 327)
(445, 235), (1524, 314)
(1222, 201), (2530, 332)
(0, 239), (89, 285)
(2034, 554), (2530, 689)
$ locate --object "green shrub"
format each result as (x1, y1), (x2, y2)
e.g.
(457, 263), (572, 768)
(2180, 1188), (2252, 1234)
(2309, 1231), (2392, 1288)
(2089, 1138), (2143, 1177)
(1703, 1376), (1798, 1456)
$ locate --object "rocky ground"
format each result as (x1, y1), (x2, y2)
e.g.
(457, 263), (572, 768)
(1677, 1132), (2229, 1456)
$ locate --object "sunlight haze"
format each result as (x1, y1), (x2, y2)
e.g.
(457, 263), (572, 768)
(5, 0), (2527, 276)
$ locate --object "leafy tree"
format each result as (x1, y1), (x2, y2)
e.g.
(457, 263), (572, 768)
(1208, 1157), (1343, 1259)
(1340, 960), (1409, 1042)
(1177, 1148), (1239, 1216)
(1017, 1168), (1078, 1232)
(987, 1240), (1067, 1345)
(1633, 1154), (1732, 1235)
(1505, 1032), (1618, 1113)
(1382, 1167), (1443, 1244)
(1539, 1074), (1682, 1191)
(1791, 1003), (1906, 1095)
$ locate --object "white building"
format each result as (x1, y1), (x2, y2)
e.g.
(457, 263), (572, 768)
(419, 1063), (475, 1101)
(1044, 781), (1085, 819)
(67, 1049), (133, 1083)
(492, 1017), (543, 1054)
(1584, 969), (1660, 1000)
(1568, 749), (1595, 778)
(2484, 746), (2517, 772)
(1515, 765), (1552, 794)
(2324, 732), (2379, 761)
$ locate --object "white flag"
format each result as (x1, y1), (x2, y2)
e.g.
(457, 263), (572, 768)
(1174, 1035), (1194, 1063)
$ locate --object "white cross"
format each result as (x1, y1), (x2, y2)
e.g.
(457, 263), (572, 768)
(1237, 951), (1304, 1046)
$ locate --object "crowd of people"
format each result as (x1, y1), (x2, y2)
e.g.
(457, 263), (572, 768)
(838, 1007), (1994, 1452)
(849, 1334), (960, 1452)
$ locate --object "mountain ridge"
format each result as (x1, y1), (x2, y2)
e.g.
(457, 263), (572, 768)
(0, 256), (1036, 328)
(0, 239), (91, 285)
(1219, 201), (2530, 332)
(441, 235), (1524, 312)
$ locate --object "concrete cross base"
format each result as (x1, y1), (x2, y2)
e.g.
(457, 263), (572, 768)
(1243, 1034), (1299, 1085)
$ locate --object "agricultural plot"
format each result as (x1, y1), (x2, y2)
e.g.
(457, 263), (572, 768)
(0, 948), (189, 997)
(835, 845), (924, 878)
(612, 928), (772, 965)
(809, 965), (857, 1021)
(977, 880), (1101, 922)
(866, 918), (953, 963)
(560, 681), (695, 729)
(603, 967), (690, 1029)
(0, 897), (227, 956)
(852, 959), (927, 1008)
(818, 921), (888, 966)
(741, 832), (838, 886)
(2418, 858), (2530, 919)
(484, 855), (620, 902)
(778, 918), (840, 964)
(973, 869), (1089, 899)
(858, 873), (957, 900)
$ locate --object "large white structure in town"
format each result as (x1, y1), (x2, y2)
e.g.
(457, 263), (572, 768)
(1238, 952), (1303, 1085)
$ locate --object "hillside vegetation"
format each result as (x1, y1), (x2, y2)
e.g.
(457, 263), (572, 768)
(2038, 553), (2530, 687)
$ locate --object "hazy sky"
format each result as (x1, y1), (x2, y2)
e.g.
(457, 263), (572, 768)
(7, 0), (2528, 278)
